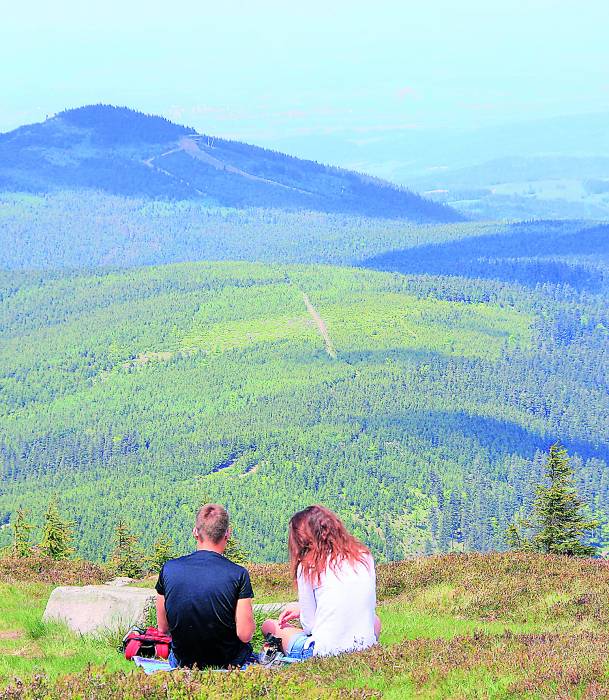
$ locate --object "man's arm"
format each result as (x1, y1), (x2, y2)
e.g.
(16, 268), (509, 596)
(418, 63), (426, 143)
(156, 594), (170, 635)
(235, 597), (255, 643)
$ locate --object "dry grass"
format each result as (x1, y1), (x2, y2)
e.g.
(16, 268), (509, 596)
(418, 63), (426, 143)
(374, 553), (609, 627)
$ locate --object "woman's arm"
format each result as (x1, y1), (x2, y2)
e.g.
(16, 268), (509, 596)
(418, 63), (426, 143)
(297, 571), (317, 635)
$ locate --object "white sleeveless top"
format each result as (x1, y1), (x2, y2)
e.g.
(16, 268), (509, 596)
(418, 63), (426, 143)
(297, 553), (377, 656)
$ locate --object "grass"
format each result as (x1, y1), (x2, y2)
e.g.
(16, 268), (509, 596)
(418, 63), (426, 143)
(0, 581), (132, 680)
(377, 604), (538, 646)
(3, 553), (609, 697)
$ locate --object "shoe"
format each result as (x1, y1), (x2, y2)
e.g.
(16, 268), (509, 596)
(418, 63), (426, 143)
(258, 633), (285, 667)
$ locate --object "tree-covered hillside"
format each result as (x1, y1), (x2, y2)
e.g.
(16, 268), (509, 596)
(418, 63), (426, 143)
(0, 105), (460, 222)
(0, 106), (607, 565)
(1, 191), (605, 274)
(1, 262), (607, 561)
(0, 191), (487, 270)
(364, 220), (609, 293)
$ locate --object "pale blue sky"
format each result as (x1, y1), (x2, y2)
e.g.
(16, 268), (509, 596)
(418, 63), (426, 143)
(2, 0), (608, 144)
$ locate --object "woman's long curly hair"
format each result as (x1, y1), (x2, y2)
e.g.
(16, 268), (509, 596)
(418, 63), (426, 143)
(288, 505), (370, 586)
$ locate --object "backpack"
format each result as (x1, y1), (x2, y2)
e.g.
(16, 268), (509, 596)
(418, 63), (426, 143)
(122, 626), (172, 660)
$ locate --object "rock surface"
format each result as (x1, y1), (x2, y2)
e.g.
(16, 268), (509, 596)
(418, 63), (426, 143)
(43, 585), (155, 634)
(252, 602), (294, 613)
(43, 582), (294, 635)
(104, 577), (135, 587)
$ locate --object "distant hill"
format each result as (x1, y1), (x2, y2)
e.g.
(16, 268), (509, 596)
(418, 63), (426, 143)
(0, 105), (461, 222)
(260, 112), (609, 220)
(409, 155), (609, 221)
(263, 112), (609, 182)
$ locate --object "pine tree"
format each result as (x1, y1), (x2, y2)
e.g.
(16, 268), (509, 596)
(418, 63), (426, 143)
(40, 498), (75, 560)
(505, 519), (532, 552)
(224, 535), (250, 565)
(12, 508), (34, 558)
(145, 534), (176, 574)
(532, 443), (598, 556)
(507, 443), (597, 556)
(110, 521), (144, 578)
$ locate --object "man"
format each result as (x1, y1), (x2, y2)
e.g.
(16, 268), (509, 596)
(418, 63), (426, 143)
(155, 504), (255, 668)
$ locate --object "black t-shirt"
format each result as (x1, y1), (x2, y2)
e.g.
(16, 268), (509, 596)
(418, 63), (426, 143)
(155, 550), (254, 668)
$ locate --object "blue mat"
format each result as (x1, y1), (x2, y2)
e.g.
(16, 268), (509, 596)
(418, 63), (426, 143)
(132, 656), (173, 674)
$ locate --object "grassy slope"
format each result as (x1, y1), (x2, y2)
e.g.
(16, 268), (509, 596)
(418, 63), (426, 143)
(3, 554), (609, 698)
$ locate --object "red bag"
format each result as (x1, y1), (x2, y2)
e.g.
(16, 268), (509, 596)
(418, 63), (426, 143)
(122, 626), (172, 660)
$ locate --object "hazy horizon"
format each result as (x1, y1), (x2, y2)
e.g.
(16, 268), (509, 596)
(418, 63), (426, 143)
(3, 0), (609, 147)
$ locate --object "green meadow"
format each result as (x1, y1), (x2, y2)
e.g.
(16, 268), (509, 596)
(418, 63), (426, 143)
(3, 554), (609, 698)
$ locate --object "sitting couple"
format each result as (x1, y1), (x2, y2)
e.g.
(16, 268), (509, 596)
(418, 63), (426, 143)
(155, 503), (381, 668)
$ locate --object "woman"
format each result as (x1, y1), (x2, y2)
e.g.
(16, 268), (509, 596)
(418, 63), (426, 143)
(262, 505), (381, 660)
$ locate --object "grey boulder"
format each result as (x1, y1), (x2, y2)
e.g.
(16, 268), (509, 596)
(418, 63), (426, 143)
(43, 584), (155, 635)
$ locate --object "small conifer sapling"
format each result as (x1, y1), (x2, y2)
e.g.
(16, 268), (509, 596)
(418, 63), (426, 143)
(12, 508), (34, 558)
(146, 534), (176, 573)
(110, 521), (144, 578)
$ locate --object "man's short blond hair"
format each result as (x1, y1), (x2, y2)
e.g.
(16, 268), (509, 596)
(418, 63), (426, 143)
(195, 504), (229, 544)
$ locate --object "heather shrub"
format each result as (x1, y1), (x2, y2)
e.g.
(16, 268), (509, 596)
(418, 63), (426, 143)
(0, 666), (353, 699)
(248, 563), (293, 600)
(375, 553), (609, 626)
(0, 555), (108, 586)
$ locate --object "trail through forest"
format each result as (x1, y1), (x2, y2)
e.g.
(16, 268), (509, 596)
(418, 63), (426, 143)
(302, 292), (337, 359)
(144, 137), (312, 195)
(142, 147), (204, 195)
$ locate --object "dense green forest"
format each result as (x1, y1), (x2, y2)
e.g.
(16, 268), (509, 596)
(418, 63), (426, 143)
(0, 190), (483, 269)
(364, 220), (609, 292)
(1, 260), (607, 561)
(1, 191), (605, 273)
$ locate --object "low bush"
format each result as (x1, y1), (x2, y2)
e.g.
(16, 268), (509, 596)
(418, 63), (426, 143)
(248, 563), (293, 601)
(0, 555), (108, 586)
(0, 666), (354, 699)
(4, 631), (609, 698)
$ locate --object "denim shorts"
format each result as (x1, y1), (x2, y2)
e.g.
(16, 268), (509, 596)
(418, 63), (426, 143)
(168, 648), (180, 669)
(286, 633), (315, 660)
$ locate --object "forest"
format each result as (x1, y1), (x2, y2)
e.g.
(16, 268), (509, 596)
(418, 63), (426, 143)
(1, 258), (607, 562)
(1, 191), (604, 273)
